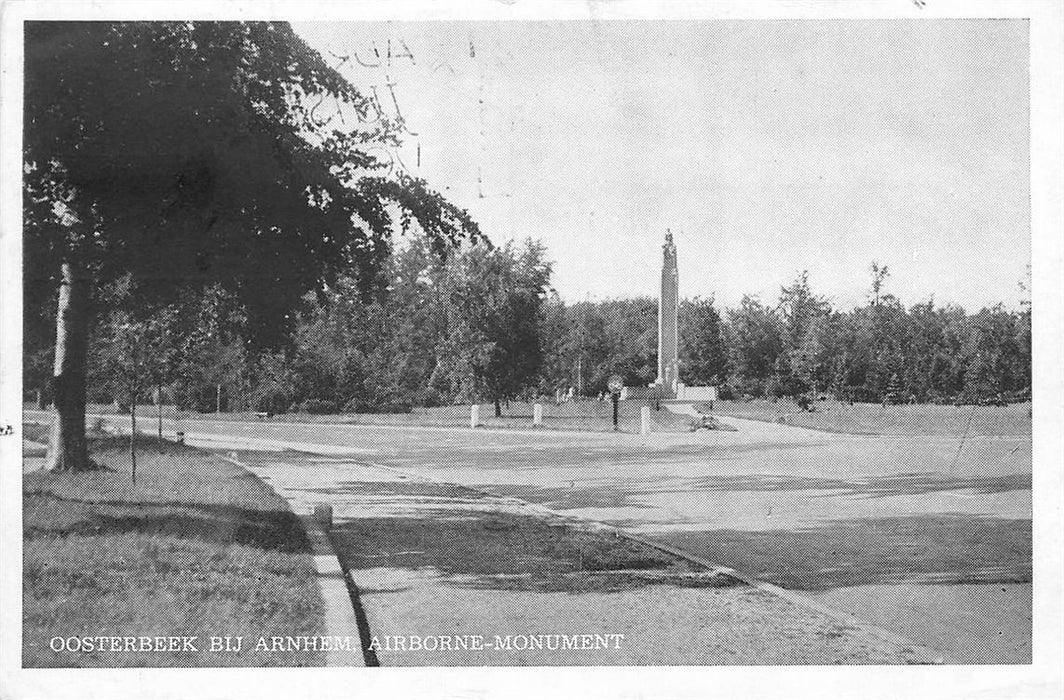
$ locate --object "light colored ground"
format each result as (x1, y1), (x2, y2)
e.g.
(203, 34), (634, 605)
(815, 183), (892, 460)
(811, 583), (1032, 664)
(235, 452), (928, 665)
(22, 439), (47, 472)
(24, 409), (1032, 663)
(353, 566), (922, 666)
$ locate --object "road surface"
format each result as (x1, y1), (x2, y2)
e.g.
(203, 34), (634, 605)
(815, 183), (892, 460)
(23, 409), (1031, 662)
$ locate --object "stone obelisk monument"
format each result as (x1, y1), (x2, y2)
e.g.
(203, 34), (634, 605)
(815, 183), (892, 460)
(657, 229), (680, 395)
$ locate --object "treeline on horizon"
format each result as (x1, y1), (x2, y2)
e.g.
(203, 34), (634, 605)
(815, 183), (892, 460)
(25, 237), (1033, 415)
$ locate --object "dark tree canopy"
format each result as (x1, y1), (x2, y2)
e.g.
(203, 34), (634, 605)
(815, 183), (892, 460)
(680, 296), (727, 386)
(24, 21), (479, 348)
(24, 21), (480, 471)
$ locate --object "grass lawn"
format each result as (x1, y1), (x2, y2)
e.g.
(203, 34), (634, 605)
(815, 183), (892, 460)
(27, 398), (1032, 436)
(706, 399), (1032, 437)
(332, 507), (734, 594)
(22, 427), (324, 667)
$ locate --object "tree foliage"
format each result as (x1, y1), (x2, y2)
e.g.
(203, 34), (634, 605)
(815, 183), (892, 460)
(54, 251), (1032, 415)
(21, 24), (1029, 425)
(25, 21), (479, 345)
(680, 297), (727, 386)
(24, 21), (480, 469)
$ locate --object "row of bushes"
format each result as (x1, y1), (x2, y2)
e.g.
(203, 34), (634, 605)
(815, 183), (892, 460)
(180, 393), (415, 416)
(54, 384), (416, 416)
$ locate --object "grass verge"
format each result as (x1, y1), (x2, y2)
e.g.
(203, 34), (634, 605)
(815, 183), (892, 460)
(43, 400), (706, 434)
(706, 399), (1032, 436)
(332, 507), (736, 594)
(23, 432), (325, 667)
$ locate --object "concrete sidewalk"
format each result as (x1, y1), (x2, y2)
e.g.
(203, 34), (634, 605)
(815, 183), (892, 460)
(234, 450), (935, 666)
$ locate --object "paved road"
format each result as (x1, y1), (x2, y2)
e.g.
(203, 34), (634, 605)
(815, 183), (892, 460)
(24, 410), (1031, 662)
(225, 452), (930, 665)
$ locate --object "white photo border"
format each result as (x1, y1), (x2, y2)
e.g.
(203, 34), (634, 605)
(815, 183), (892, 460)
(1, 2), (1060, 699)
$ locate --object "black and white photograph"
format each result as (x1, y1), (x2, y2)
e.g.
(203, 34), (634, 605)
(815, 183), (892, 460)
(1, 2), (1061, 699)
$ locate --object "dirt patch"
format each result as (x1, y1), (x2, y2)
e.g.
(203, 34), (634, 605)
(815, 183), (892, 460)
(297, 480), (486, 500)
(476, 483), (653, 511)
(462, 569), (740, 594)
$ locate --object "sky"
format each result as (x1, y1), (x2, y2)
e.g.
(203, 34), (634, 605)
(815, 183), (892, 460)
(293, 20), (1030, 312)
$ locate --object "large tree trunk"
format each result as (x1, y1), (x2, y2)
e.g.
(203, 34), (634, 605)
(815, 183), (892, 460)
(45, 262), (92, 472)
(494, 398), (502, 418)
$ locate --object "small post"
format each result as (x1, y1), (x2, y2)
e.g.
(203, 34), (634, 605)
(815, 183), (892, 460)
(533, 403), (543, 427)
(470, 404), (480, 429)
(313, 503), (333, 529)
(607, 374), (624, 432)
(640, 406), (651, 435)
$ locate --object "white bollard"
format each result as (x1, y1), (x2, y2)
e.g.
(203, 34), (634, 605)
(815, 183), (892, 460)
(640, 406), (652, 436)
(313, 503), (333, 529)
(533, 403), (543, 427)
(470, 404), (480, 428)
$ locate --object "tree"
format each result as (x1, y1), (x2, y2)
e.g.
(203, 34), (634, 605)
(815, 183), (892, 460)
(156, 284), (251, 413)
(680, 296), (728, 386)
(95, 296), (179, 482)
(904, 299), (950, 402)
(883, 372), (902, 405)
(776, 271), (830, 396)
(790, 314), (833, 396)
(725, 295), (783, 396)
(599, 298), (658, 391)
(865, 294), (908, 399)
(869, 261), (891, 307)
(431, 241), (552, 415)
(1015, 266), (1032, 395)
(286, 239), (448, 412)
(24, 22), (479, 470)
(538, 295), (574, 394)
(23, 343), (53, 410)
(961, 305), (1022, 403)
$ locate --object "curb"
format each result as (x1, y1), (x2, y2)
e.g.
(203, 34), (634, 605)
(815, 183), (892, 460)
(153, 431), (945, 665)
(298, 514), (374, 667)
(361, 459), (946, 666)
(214, 453), (371, 667)
(619, 535), (947, 665)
